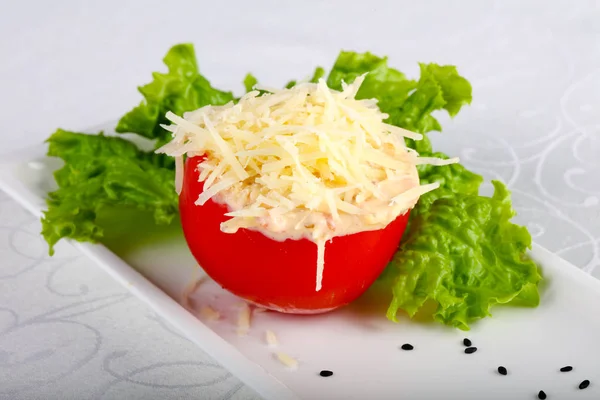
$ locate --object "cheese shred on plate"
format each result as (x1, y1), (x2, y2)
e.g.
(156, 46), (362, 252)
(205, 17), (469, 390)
(158, 75), (457, 292)
(236, 302), (251, 336)
(200, 306), (220, 321)
(265, 330), (278, 347)
(275, 351), (298, 369)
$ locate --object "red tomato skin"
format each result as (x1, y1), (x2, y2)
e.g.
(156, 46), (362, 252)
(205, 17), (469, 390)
(179, 157), (410, 313)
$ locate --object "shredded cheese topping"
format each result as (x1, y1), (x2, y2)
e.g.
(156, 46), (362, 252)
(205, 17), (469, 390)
(158, 75), (458, 292)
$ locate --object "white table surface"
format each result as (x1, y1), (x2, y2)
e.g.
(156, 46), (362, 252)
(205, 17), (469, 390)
(1, 1), (599, 399)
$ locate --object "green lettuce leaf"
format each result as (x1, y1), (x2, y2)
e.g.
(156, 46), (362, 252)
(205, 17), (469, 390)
(327, 51), (416, 115)
(386, 181), (541, 330)
(391, 64), (472, 153)
(41, 129), (178, 254)
(326, 51), (540, 329)
(243, 73), (259, 93)
(327, 53), (471, 126)
(327, 52), (472, 154)
(242, 73), (271, 96)
(412, 152), (483, 217)
(115, 43), (234, 143)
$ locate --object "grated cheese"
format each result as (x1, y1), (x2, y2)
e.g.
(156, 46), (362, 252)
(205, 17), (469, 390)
(316, 240), (326, 291)
(414, 156), (460, 166)
(158, 75), (458, 293)
(175, 156), (184, 194)
(265, 330), (278, 347)
(390, 182), (441, 206)
(275, 351), (298, 369)
(180, 276), (206, 310)
(200, 306), (220, 321)
(236, 302), (251, 336)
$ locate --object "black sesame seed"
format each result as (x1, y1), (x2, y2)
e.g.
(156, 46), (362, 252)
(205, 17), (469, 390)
(579, 380), (590, 390)
(319, 370), (333, 377)
(401, 343), (414, 351)
(559, 366), (573, 372)
(463, 338), (472, 347)
(497, 366), (507, 375)
(464, 347), (477, 354)
(538, 390), (547, 399)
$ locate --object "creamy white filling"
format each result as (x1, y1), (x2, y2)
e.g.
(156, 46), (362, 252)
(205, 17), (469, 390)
(211, 166), (427, 292)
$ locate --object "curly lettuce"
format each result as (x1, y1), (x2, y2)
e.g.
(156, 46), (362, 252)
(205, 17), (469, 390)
(41, 129), (177, 254)
(115, 43), (234, 144)
(327, 50), (541, 329)
(387, 181), (541, 330)
(42, 44), (228, 253)
(327, 52), (472, 154)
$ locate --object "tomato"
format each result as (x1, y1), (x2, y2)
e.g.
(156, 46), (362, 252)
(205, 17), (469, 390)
(179, 156), (410, 314)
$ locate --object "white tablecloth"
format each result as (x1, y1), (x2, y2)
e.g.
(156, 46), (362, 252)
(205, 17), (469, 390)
(1, 1), (599, 399)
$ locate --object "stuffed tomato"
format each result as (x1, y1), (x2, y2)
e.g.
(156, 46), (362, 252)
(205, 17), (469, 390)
(179, 155), (411, 313)
(159, 76), (448, 313)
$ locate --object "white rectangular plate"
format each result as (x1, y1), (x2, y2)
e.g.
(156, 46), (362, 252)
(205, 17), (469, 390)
(2, 140), (600, 400)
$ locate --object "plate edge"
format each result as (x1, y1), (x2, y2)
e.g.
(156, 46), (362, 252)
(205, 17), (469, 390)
(0, 143), (301, 400)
